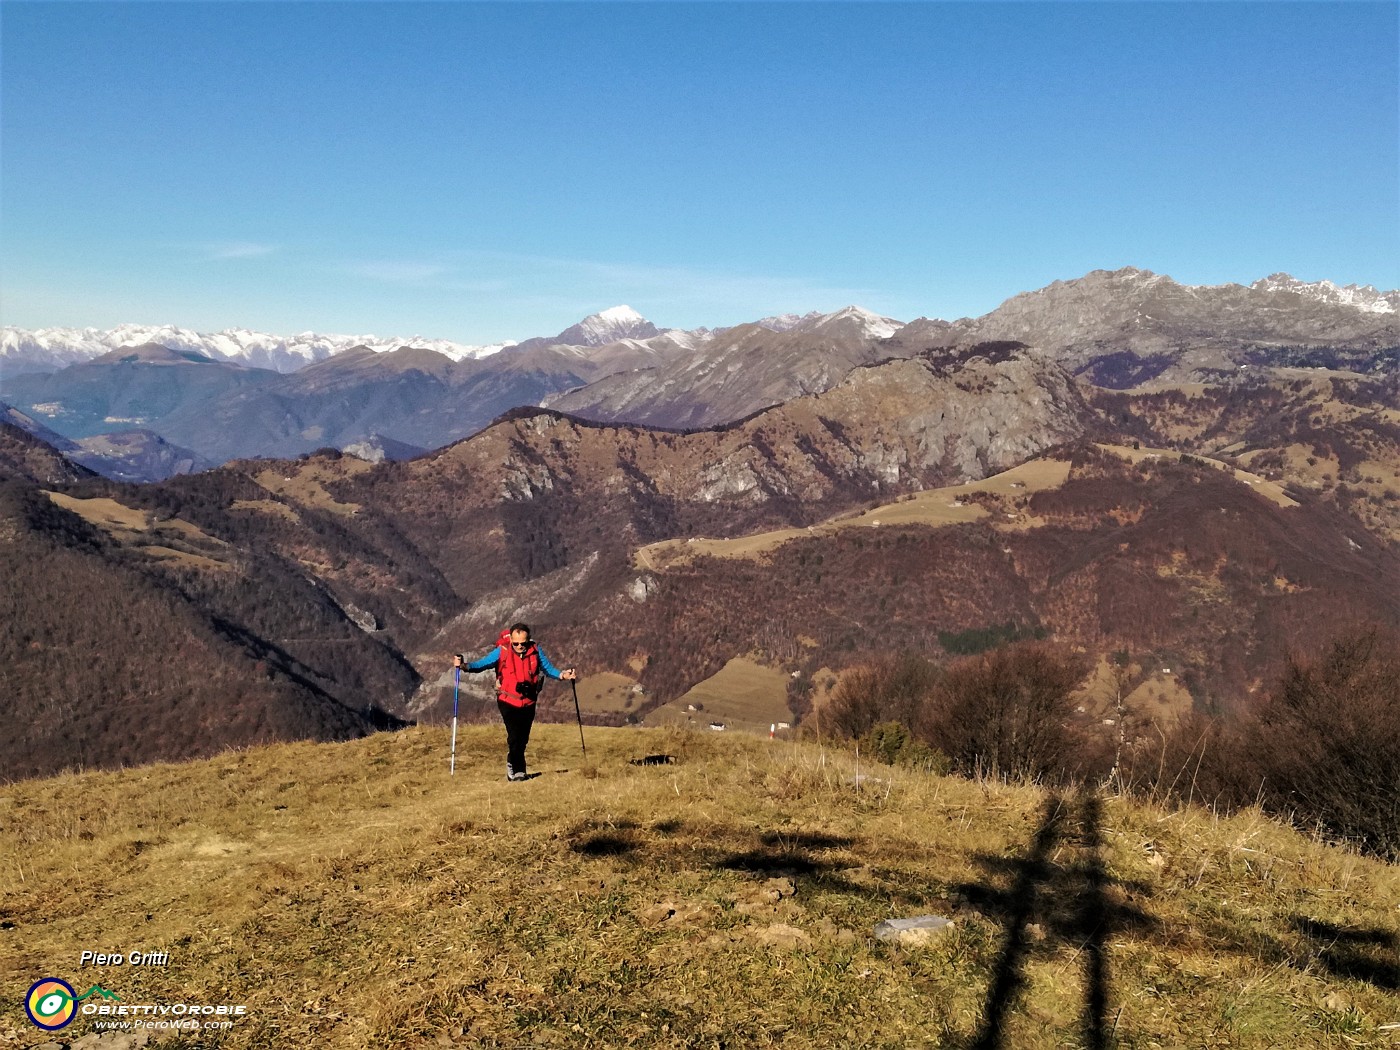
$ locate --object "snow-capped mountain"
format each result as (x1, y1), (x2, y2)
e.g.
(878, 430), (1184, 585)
(1250, 274), (1400, 314)
(0, 324), (513, 376)
(545, 304), (910, 429)
(793, 305), (905, 339)
(555, 305), (661, 347)
(752, 311), (824, 333)
(742, 308), (903, 338)
(509, 305), (698, 357)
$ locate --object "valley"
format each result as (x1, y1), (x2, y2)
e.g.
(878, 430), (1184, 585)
(1, 270), (1396, 797)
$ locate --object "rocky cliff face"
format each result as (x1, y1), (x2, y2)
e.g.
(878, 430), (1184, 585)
(409, 343), (1089, 519)
(928, 268), (1400, 386)
(970, 268), (1397, 348)
(544, 309), (914, 430)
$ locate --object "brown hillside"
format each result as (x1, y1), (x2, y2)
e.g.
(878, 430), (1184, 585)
(346, 345), (1093, 599)
(8, 339), (1399, 781)
(417, 446), (1400, 729)
(1091, 373), (1400, 542)
(0, 419), (92, 485)
(3, 346), (1090, 778)
(0, 479), (412, 781)
(89, 459), (461, 653)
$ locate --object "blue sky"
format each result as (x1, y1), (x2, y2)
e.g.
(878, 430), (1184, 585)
(2, 2), (1396, 343)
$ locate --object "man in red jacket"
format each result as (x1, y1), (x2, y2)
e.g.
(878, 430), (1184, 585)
(455, 622), (578, 781)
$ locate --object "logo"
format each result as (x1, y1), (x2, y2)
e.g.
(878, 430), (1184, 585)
(25, 979), (76, 1031)
(25, 979), (120, 1030)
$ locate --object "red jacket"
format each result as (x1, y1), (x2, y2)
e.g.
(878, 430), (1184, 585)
(493, 628), (543, 707)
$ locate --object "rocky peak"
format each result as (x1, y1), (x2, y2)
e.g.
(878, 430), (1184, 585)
(801, 306), (905, 339)
(554, 305), (662, 347)
(753, 311), (824, 333)
(1250, 273), (1399, 314)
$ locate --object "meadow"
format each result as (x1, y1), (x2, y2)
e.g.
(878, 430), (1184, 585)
(3, 726), (1397, 1048)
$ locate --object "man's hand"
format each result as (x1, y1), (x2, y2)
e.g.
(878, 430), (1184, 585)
(453, 653), (464, 669)
(561, 667), (578, 681)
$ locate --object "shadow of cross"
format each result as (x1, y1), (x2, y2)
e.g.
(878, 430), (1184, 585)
(958, 791), (1158, 1050)
(1291, 916), (1399, 991)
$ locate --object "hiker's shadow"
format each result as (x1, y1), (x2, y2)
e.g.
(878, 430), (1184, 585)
(955, 792), (1157, 1050)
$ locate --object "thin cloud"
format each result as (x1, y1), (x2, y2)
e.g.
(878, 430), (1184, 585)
(345, 260), (452, 284)
(206, 241), (278, 260)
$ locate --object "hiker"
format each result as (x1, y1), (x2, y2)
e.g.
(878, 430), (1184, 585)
(455, 622), (578, 781)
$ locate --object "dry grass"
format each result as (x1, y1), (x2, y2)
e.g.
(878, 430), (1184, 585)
(2, 727), (1398, 1049)
(634, 458), (1073, 570)
(229, 499), (301, 523)
(634, 446), (1296, 574)
(1073, 657), (1193, 728)
(1098, 444), (1298, 508)
(42, 492), (152, 534)
(574, 672), (644, 715)
(142, 546), (235, 572)
(253, 462), (366, 517)
(643, 658), (794, 734)
(42, 491), (235, 568)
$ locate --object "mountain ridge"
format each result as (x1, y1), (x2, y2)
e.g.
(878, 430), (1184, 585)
(7, 269), (1392, 377)
(5, 267), (1396, 477)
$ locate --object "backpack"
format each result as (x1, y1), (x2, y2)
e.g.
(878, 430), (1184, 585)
(495, 627), (542, 707)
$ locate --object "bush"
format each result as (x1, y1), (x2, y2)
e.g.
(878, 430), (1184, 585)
(859, 720), (950, 774)
(1253, 627), (1400, 860)
(819, 653), (940, 741)
(1124, 627), (1400, 861)
(923, 642), (1092, 783)
(820, 644), (1097, 784)
(1121, 710), (1260, 808)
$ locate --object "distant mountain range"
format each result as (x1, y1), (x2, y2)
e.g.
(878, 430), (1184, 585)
(544, 305), (907, 428)
(0, 341), (1089, 777)
(6, 328), (1398, 780)
(8, 271), (1392, 380)
(2, 269), (1395, 478)
(0, 322), (513, 375)
(0, 303), (905, 468)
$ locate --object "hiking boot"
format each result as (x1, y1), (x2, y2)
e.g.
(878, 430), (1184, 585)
(508, 770), (528, 782)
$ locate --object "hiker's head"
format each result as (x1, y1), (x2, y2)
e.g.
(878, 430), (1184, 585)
(509, 622), (531, 651)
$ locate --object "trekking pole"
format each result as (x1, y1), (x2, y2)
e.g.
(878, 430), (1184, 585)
(450, 666), (460, 777)
(571, 678), (587, 761)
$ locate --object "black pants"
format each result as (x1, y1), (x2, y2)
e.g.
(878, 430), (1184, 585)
(498, 700), (537, 775)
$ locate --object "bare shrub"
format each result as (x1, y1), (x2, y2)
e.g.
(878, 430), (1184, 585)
(1253, 626), (1400, 860)
(819, 653), (940, 741)
(1123, 627), (1400, 861)
(921, 642), (1092, 783)
(1120, 711), (1262, 809)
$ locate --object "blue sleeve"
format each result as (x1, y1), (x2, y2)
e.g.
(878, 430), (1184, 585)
(466, 646), (501, 672)
(535, 647), (564, 679)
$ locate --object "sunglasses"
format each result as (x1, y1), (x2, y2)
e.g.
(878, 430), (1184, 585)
(510, 641), (530, 650)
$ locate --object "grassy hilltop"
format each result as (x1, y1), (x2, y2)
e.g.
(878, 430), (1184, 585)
(2, 727), (1398, 1049)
